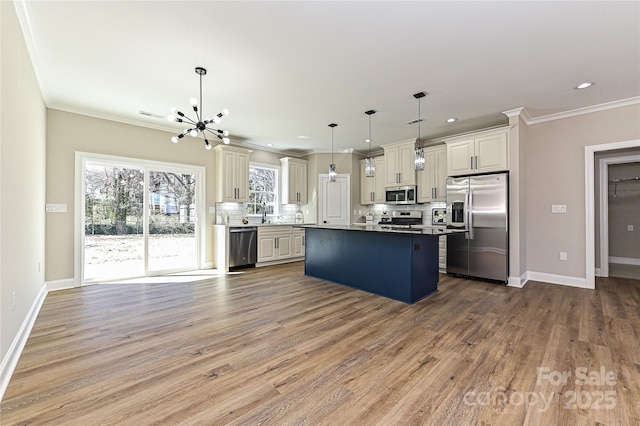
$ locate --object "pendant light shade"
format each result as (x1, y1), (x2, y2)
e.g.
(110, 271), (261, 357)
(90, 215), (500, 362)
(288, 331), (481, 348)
(328, 123), (338, 182)
(364, 110), (376, 178)
(413, 91), (426, 171)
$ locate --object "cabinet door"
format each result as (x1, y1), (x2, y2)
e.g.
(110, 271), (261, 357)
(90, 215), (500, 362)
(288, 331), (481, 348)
(360, 160), (375, 205)
(277, 234), (291, 258)
(447, 139), (474, 176)
(293, 230), (305, 257)
(257, 234), (276, 262)
(475, 133), (508, 173)
(398, 143), (416, 185)
(235, 151), (250, 202)
(417, 151), (436, 203)
(434, 147), (447, 201)
(384, 146), (400, 186)
(221, 150), (237, 201)
(297, 162), (308, 204)
(373, 157), (386, 203)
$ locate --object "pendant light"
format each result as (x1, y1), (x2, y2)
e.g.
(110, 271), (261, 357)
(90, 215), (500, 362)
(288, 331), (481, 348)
(364, 110), (376, 177)
(413, 91), (426, 171)
(328, 123), (338, 182)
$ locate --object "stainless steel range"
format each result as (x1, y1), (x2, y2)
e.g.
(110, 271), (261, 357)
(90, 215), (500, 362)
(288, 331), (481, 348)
(378, 210), (423, 229)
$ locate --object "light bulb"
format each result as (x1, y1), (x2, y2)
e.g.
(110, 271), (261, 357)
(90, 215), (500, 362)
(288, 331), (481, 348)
(213, 116), (221, 124)
(190, 97), (198, 107)
(171, 136), (179, 143)
(223, 130), (229, 136)
(205, 141), (212, 150)
(222, 137), (230, 144)
(170, 107), (177, 114)
(167, 114), (175, 122)
(190, 129), (198, 137)
(222, 108), (229, 116)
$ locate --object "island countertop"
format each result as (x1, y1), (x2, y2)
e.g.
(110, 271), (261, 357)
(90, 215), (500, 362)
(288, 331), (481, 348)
(297, 223), (460, 236)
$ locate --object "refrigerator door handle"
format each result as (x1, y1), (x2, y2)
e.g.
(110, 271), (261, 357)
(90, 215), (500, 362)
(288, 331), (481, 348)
(467, 191), (474, 240)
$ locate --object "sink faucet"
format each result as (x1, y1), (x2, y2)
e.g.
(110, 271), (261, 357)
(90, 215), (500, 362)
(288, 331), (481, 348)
(262, 203), (267, 223)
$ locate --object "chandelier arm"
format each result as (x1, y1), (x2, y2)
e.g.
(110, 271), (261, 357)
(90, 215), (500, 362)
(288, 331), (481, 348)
(177, 115), (198, 126)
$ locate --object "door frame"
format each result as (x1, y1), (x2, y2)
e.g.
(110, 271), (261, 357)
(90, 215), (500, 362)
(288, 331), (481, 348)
(585, 139), (640, 289)
(75, 152), (206, 285)
(598, 153), (640, 277)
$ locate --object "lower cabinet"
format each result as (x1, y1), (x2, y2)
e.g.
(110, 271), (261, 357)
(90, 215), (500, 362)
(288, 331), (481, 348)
(257, 226), (305, 264)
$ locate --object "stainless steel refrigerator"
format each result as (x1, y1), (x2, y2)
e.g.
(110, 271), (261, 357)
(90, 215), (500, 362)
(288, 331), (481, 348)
(446, 172), (509, 283)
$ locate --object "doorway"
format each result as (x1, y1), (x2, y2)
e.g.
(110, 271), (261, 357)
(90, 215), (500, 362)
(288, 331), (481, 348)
(599, 157), (640, 279)
(318, 174), (350, 225)
(77, 153), (205, 283)
(586, 139), (640, 289)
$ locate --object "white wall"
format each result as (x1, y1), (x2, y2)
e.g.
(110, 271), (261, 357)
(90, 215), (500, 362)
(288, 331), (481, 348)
(0, 0), (47, 381)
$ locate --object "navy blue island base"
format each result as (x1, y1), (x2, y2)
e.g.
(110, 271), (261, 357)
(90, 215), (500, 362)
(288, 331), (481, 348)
(303, 226), (442, 304)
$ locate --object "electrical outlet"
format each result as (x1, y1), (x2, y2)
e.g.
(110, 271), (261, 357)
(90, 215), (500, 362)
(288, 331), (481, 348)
(551, 205), (567, 214)
(628, 225), (634, 232)
(560, 252), (568, 261)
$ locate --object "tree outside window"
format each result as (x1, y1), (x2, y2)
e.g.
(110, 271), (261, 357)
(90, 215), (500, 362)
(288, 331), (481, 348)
(247, 166), (278, 216)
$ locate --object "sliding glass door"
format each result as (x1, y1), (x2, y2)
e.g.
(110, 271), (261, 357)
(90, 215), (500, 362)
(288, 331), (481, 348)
(147, 170), (197, 272)
(80, 154), (204, 283)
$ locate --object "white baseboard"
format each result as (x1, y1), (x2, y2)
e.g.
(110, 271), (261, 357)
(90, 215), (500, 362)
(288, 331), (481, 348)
(0, 283), (48, 402)
(47, 278), (76, 292)
(609, 256), (640, 266)
(507, 272), (528, 288)
(526, 271), (589, 289)
(202, 261), (215, 269)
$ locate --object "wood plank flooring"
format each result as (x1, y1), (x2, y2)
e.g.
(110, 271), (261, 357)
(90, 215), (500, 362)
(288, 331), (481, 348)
(1, 262), (639, 425)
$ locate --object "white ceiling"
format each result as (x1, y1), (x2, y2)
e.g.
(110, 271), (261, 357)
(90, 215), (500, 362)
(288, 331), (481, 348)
(15, 1), (640, 156)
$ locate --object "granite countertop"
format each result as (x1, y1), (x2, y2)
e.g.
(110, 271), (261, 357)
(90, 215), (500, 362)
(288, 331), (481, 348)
(300, 224), (460, 235)
(214, 222), (308, 227)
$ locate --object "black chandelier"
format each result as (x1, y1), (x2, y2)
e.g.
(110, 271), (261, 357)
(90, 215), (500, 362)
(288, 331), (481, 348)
(168, 67), (230, 150)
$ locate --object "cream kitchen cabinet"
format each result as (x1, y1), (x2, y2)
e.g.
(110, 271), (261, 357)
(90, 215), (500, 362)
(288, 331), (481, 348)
(417, 145), (447, 202)
(445, 129), (508, 176)
(382, 139), (416, 186)
(292, 227), (306, 257)
(257, 225), (308, 265)
(214, 145), (250, 202)
(280, 157), (308, 204)
(360, 156), (386, 205)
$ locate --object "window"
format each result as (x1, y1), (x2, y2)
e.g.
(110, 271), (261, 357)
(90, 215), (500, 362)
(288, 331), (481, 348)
(247, 165), (278, 216)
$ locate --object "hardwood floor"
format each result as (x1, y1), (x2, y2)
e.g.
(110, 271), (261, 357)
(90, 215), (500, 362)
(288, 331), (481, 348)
(1, 262), (639, 425)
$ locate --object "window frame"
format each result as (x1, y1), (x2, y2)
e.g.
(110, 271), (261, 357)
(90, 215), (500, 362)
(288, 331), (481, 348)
(247, 163), (280, 217)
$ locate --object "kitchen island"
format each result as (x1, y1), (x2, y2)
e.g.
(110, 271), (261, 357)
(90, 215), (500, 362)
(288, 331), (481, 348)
(301, 224), (453, 304)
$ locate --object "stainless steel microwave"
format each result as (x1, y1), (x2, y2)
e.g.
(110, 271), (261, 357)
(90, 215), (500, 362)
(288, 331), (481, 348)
(385, 185), (416, 205)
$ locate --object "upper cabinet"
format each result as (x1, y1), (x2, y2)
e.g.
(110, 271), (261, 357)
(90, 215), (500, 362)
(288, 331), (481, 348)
(417, 145), (447, 202)
(360, 156), (386, 205)
(280, 157), (308, 204)
(445, 129), (508, 176)
(382, 138), (417, 186)
(214, 145), (250, 202)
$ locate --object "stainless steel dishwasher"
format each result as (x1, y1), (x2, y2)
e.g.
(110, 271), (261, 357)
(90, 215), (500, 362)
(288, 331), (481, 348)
(229, 227), (257, 268)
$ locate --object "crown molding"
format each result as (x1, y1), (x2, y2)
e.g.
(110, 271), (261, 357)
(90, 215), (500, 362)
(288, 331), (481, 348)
(504, 97), (640, 126)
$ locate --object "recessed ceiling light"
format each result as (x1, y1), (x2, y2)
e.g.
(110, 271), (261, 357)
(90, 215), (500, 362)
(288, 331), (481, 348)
(267, 143), (273, 147)
(446, 118), (457, 123)
(297, 135), (309, 139)
(365, 139), (371, 143)
(575, 82), (595, 90)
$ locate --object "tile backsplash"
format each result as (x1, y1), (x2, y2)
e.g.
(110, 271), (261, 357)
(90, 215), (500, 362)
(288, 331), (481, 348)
(214, 202), (302, 225)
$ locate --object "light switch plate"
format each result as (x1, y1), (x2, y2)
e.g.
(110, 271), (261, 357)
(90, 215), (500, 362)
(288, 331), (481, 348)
(551, 205), (567, 213)
(628, 225), (634, 232)
(45, 204), (67, 213)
